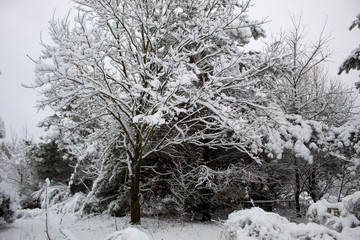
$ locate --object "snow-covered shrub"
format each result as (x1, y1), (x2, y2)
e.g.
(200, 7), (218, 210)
(60, 192), (86, 213)
(0, 182), (17, 227)
(0, 137), (40, 209)
(83, 187), (130, 217)
(31, 184), (87, 214)
(306, 191), (360, 232)
(140, 195), (167, 217)
(16, 193), (85, 219)
(81, 158), (130, 216)
(106, 196), (130, 217)
(32, 184), (68, 208)
(0, 193), (15, 227)
(15, 208), (43, 219)
(221, 207), (339, 240)
(221, 208), (288, 239)
(342, 191), (360, 219)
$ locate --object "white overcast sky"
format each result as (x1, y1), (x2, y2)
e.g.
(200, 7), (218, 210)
(0, 0), (359, 141)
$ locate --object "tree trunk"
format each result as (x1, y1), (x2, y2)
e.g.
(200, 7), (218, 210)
(337, 174), (346, 202)
(294, 159), (301, 217)
(308, 171), (318, 202)
(203, 145), (210, 163)
(130, 162), (141, 224)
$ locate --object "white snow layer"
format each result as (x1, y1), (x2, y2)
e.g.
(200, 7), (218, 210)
(1, 192), (360, 240)
(104, 228), (150, 240)
(0, 209), (220, 240)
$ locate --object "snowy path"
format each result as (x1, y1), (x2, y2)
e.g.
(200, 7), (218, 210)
(0, 211), (222, 240)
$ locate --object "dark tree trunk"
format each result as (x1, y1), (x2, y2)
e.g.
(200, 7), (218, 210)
(130, 162), (141, 224)
(203, 145), (210, 163)
(337, 174), (346, 202)
(294, 159), (301, 217)
(308, 171), (319, 202)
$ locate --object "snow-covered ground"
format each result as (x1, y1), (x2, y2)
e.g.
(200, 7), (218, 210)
(1, 207), (360, 240)
(0, 209), (221, 240)
(2, 192), (360, 240)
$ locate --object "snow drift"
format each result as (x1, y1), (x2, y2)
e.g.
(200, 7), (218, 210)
(104, 227), (150, 240)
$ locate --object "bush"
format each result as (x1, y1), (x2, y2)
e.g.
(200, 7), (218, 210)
(32, 184), (68, 209)
(342, 191), (360, 220)
(0, 182), (16, 227)
(221, 207), (339, 240)
(306, 191), (360, 232)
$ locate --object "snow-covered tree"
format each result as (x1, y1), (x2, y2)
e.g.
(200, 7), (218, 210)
(165, 155), (200, 221)
(0, 116), (5, 139)
(30, 0), (288, 223)
(28, 141), (74, 185)
(339, 14), (360, 89)
(326, 118), (360, 199)
(265, 16), (335, 118)
(263, 16), (357, 215)
(0, 134), (39, 208)
(39, 113), (99, 194)
(0, 120), (18, 226)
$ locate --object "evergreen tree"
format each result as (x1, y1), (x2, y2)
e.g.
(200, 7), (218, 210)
(29, 141), (74, 184)
(339, 14), (360, 89)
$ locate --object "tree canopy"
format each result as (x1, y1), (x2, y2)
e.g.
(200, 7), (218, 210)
(26, 0), (360, 224)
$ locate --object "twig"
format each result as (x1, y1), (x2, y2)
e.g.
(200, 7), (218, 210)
(45, 178), (52, 240)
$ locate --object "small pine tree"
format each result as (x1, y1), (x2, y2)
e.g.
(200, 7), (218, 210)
(0, 191), (15, 227)
(30, 141), (74, 184)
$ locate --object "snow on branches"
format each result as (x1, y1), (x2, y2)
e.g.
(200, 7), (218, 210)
(327, 118), (360, 167)
(28, 0), (359, 223)
(30, 0), (279, 223)
(263, 111), (328, 164)
(31, 0), (274, 162)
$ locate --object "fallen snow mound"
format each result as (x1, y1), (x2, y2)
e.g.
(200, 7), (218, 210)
(221, 207), (339, 240)
(104, 227), (150, 240)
